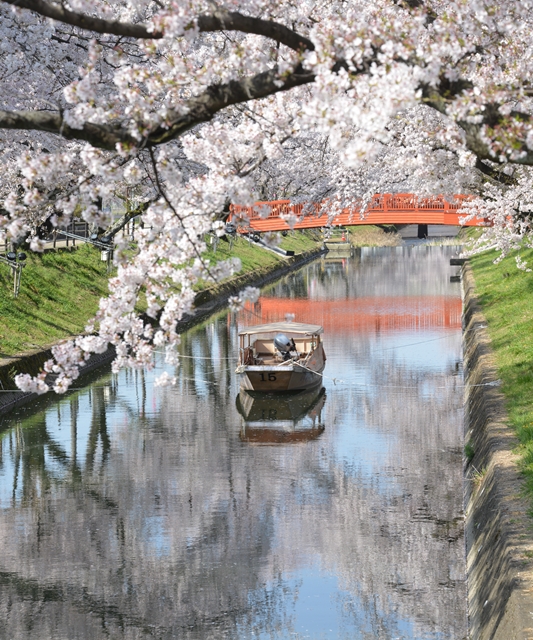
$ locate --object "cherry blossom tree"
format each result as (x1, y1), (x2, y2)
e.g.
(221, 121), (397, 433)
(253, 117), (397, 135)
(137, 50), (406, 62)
(2, 0), (533, 393)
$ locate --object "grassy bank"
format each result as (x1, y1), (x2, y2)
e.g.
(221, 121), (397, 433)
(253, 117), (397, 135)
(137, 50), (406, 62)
(200, 229), (321, 282)
(0, 231), (321, 358)
(469, 248), (533, 501)
(0, 245), (110, 357)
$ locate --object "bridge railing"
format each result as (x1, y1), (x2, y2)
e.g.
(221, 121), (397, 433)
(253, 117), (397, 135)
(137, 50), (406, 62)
(229, 193), (486, 232)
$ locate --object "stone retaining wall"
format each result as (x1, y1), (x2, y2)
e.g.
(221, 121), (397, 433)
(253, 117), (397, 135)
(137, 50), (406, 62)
(463, 263), (533, 639)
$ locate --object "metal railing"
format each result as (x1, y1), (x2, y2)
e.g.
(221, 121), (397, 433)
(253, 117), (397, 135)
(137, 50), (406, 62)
(228, 193), (484, 232)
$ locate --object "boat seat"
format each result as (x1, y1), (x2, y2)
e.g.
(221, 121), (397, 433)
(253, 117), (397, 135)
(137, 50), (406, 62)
(249, 338), (313, 365)
(253, 339), (276, 355)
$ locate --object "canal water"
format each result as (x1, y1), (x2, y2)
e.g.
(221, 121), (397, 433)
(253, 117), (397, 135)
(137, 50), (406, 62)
(0, 247), (466, 639)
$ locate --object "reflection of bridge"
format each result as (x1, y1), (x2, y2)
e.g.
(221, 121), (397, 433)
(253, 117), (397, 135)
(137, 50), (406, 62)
(248, 297), (462, 334)
(230, 194), (487, 232)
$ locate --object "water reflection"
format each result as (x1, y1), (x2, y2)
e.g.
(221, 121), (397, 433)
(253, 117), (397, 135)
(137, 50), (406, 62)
(237, 387), (326, 444)
(0, 247), (466, 639)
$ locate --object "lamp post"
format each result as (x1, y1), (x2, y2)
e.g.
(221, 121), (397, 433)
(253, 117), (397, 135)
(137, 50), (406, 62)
(1, 252), (27, 297)
(99, 236), (113, 273)
(224, 222), (237, 251)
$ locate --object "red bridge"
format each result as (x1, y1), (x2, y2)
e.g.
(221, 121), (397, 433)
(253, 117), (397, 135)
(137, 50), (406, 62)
(229, 194), (487, 232)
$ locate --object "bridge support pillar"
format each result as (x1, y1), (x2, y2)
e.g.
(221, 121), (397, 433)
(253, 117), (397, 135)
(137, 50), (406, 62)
(417, 224), (428, 239)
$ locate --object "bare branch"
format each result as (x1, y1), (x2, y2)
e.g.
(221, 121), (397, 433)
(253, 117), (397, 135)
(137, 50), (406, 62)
(0, 108), (130, 150)
(104, 203), (148, 238)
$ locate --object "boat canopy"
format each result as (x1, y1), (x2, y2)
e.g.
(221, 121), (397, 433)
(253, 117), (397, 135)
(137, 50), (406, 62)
(239, 322), (323, 336)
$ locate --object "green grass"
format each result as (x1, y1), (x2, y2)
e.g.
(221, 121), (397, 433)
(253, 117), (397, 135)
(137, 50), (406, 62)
(464, 441), (475, 463)
(198, 230), (321, 288)
(0, 244), (110, 357)
(344, 225), (402, 247)
(0, 231), (322, 358)
(469, 247), (533, 499)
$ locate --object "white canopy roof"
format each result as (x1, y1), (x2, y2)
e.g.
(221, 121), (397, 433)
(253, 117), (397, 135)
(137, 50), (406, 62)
(239, 321), (323, 336)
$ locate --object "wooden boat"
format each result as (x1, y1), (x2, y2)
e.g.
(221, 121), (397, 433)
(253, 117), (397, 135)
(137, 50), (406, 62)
(237, 386), (326, 444)
(235, 321), (326, 392)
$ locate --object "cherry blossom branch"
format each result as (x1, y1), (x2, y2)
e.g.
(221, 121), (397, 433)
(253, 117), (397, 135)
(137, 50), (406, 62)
(458, 115), (533, 166)
(0, 108), (130, 150)
(5, 0), (533, 169)
(148, 66), (315, 145)
(0, 0), (314, 52)
(147, 147), (215, 277)
(0, 64), (315, 150)
(1, 0), (153, 38)
(197, 12), (314, 52)
(474, 159), (517, 187)
(6, 73), (529, 168)
(422, 79), (533, 166)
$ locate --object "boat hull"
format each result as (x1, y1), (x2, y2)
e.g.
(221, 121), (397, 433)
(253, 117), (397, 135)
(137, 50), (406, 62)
(238, 362), (324, 392)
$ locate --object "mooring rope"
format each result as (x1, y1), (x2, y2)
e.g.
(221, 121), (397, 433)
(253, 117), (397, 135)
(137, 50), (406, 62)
(0, 378), (500, 393)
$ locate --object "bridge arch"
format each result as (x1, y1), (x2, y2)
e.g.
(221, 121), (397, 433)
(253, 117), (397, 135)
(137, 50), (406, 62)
(229, 194), (488, 233)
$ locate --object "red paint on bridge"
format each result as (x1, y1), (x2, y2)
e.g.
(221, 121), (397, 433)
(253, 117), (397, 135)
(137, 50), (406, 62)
(230, 194), (487, 232)
(243, 297), (462, 334)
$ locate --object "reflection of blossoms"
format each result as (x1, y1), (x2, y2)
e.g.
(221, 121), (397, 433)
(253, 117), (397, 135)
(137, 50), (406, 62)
(154, 371), (177, 387)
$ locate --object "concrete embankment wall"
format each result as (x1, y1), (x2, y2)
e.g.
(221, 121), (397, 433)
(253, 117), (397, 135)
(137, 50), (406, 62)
(0, 248), (324, 416)
(0, 347), (117, 417)
(463, 264), (533, 639)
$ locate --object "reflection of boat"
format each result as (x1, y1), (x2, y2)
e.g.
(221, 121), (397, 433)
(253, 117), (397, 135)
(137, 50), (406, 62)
(237, 386), (326, 444)
(235, 322), (326, 392)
